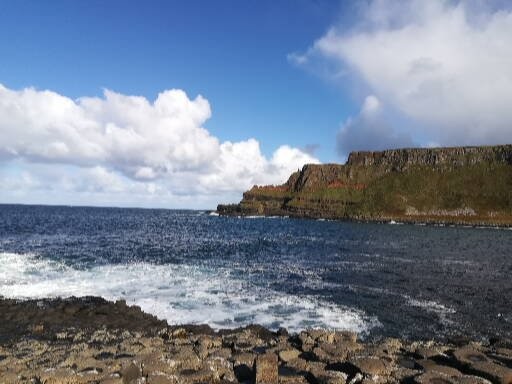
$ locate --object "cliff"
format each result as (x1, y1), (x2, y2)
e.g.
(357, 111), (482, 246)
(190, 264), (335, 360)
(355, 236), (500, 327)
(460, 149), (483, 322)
(217, 145), (512, 226)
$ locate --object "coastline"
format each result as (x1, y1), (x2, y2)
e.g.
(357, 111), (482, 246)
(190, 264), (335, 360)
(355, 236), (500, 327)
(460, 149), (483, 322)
(1, 297), (511, 384)
(217, 145), (512, 228)
(216, 210), (512, 229)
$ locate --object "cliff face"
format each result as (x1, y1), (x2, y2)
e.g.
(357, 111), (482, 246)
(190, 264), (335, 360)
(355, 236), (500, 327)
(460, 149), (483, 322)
(217, 145), (512, 225)
(347, 145), (512, 169)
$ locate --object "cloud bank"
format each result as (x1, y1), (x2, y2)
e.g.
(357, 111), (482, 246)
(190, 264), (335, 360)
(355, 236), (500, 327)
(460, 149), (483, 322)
(336, 95), (413, 158)
(0, 84), (318, 208)
(294, 0), (512, 156)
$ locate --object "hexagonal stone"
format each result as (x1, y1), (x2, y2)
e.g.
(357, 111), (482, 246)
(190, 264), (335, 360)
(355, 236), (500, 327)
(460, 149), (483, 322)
(232, 352), (255, 382)
(278, 366), (308, 384)
(315, 370), (348, 384)
(279, 349), (301, 363)
(255, 353), (278, 384)
(349, 356), (390, 376)
(456, 375), (494, 384)
(416, 347), (444, 360)
(415, 371), (458, 384)
(417, 359), (463, 377)
(469, 361), (512, 384)
(178, 368), (215, 383)
(453, 348), (489, 366)
(284, 357), (309, 372)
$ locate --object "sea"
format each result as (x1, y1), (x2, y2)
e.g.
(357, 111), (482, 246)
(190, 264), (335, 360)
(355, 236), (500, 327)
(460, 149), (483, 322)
(0, 204), (511, 341)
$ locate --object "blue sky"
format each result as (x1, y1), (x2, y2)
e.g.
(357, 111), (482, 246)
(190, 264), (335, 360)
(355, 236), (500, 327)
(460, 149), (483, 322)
(1, 0), (511, 208)
(0, 0), (353, 161)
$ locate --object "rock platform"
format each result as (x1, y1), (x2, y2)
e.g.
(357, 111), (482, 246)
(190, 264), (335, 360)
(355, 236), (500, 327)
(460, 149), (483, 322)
(1, 297), (511, 384)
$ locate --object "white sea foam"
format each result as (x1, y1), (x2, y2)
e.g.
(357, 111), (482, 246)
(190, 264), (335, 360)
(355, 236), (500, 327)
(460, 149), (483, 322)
(0, 252), (378, 333)
(405, 295), (456, 325)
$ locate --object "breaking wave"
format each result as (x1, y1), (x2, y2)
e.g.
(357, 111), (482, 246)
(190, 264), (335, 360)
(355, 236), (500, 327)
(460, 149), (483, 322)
(0, 252), (379, 333)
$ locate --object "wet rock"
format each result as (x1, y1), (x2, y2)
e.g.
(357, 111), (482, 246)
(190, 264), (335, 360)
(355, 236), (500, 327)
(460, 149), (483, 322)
(255, 352), (278, 384)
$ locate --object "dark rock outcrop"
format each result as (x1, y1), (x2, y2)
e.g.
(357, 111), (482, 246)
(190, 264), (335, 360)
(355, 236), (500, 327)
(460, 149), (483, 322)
(2, 296), (512, 383)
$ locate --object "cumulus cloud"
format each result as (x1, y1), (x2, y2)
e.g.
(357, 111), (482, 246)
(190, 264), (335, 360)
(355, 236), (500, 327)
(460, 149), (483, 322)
(0, 85), (219, 177)
(299, 0), (512, 147)
(0, 84), (318, 207)
(337, 95), (413, 158)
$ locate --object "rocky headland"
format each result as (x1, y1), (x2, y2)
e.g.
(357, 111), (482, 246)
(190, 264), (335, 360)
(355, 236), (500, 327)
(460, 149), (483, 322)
(217, 145), (512, 226)
(1, 297), (512, 384)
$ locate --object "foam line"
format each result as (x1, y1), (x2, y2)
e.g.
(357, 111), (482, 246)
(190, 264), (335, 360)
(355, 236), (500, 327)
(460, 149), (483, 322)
(0, 252), (379, 333)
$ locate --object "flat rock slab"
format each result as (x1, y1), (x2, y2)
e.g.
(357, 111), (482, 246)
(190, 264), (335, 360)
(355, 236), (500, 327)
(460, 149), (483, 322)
(453, 348), (490, 366)
(349, 356), (390, 376)
(415, 372), (492, 384)
(470, 361), (512, 384)
(417, 359), (463, 377)
(278, 348), (301, 363)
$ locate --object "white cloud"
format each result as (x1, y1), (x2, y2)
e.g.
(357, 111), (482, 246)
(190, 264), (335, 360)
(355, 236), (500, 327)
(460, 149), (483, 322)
(300, 0), (512, 147)
(337, 95), (413, 157)
(0, 84), (319, 208)
(0, 85), (219, 176)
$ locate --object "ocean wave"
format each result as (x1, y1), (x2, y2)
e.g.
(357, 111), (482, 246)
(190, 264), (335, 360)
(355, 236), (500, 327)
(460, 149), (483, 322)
(0, 252), (379, 333)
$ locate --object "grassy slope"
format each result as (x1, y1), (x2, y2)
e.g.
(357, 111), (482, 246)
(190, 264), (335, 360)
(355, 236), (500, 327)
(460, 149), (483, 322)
(242, 163), (512, 224)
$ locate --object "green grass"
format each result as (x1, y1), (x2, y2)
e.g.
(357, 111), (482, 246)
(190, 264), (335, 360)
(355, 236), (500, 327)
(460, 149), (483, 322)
(237, 161), (512, 223)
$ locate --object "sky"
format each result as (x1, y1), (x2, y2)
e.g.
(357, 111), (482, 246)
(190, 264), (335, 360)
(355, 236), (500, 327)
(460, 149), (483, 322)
(1, 0), (512, 209)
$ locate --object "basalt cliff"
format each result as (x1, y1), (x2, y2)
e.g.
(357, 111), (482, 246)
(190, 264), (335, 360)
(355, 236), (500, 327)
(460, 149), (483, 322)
(217, 145), (512, 226)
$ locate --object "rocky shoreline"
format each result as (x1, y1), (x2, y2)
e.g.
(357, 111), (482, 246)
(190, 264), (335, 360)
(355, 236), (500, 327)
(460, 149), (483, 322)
(1, 297), (511, 384)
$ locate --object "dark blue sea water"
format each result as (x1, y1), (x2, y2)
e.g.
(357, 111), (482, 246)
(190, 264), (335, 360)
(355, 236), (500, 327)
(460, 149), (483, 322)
(1, 204), (511, 341)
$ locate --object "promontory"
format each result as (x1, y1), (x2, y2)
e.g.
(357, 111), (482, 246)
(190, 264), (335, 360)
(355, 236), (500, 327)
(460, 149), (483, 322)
(217, 144), (512, 226)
